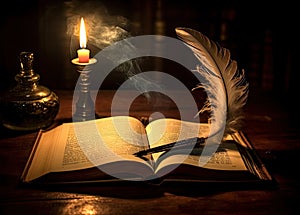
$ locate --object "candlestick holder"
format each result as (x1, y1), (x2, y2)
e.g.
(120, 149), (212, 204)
(71, 58), (97, 122)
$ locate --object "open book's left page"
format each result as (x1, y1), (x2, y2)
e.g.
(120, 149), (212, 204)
(22, 116), (155, 183)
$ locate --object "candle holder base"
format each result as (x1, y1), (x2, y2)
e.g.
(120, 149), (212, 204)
(71, 58), (98, 122)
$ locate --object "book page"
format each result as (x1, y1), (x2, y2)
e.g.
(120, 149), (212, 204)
(88, 116), (150, 162)
(154, 141), (247, 175)
(25, 116), (153, 182)
(146, 118), (210, 161)
(24, 125), (72, 182)
(145, 118), (247, 176)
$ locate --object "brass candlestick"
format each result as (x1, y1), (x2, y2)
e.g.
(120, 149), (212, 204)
(71, 58), (97, 122)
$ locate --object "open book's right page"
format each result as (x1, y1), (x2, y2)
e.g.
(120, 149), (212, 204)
(145, 118), (249, 180)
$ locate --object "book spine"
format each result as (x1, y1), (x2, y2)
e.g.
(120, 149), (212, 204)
(233, 132), (272, 181)
(20, 130), (43, 182)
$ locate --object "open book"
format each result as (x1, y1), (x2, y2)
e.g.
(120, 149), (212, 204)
(21, 116), (275, 187)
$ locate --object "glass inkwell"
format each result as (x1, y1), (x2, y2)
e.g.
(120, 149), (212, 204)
(1, 52), (60, 131)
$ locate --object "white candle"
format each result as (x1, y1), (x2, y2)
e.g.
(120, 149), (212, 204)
(78, 17), (90, 63)
(77, 48), (90, 63)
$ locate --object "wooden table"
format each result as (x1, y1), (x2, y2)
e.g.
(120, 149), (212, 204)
(0, 90), (299, 214)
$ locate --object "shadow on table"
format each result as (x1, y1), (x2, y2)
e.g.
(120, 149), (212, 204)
(17, 178), (278, 199)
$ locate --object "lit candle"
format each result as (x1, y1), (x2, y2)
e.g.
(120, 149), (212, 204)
(77, 17), (90, 63)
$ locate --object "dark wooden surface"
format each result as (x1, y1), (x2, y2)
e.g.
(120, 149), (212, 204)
(0, 90), (299, 215)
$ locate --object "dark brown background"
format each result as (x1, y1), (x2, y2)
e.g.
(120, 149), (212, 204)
(1, 0), (299, 124)
(1, 1), (297, 87)
(1, 1), (300, 214)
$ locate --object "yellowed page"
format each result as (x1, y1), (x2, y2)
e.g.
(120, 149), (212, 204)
(146, 118), (210, 160)
(25, 125), (72, 182)
(145, 118), (247, 174)
(25, 116), (152, 182)
(154, 141), (247, 175)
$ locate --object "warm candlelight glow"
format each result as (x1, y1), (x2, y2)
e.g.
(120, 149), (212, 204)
(77, 17), (90, 63)
(80, 17), (87, 48)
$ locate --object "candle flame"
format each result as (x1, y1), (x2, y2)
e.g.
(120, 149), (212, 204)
(80, 17), (87, 48)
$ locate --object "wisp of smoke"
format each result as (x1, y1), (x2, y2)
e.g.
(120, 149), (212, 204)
(65, 0), (163, 102)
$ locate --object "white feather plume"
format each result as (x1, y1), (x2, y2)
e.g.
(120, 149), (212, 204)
(175, 27), (249, 139)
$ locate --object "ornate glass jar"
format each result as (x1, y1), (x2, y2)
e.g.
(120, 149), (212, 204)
(1, 52), (60, 131)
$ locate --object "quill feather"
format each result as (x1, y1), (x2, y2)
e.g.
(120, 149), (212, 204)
(175, 27), (249, 138)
